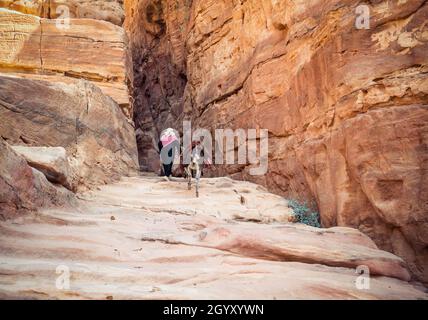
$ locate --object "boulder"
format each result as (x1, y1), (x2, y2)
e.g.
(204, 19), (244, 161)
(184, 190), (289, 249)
(30, 167), (77, 209)
(0, 139), (75, 219)
(0, 138), (38, 219)
(11, 146), (73, 191)
(0, 75), (139, 192)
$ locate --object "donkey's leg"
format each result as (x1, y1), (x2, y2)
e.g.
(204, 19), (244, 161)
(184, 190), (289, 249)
(186, 168), (192, 190)
(195, 167), (201, 198)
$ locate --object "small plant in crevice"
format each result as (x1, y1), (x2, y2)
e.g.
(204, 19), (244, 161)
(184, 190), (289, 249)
(287, 200), (321, 228)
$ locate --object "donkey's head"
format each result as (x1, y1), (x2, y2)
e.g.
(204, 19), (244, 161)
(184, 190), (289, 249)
(190, 144), (204, 166)
(190, 150), (202, 165)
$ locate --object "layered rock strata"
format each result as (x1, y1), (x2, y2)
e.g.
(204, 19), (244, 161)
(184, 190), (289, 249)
(0, 0), (125, 25)
(0, 7), (131, 117)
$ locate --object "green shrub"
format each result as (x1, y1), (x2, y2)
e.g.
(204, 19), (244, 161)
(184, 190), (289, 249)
(288, 200), (321, 228)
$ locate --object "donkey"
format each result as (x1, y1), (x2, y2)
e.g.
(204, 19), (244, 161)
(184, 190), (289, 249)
(184, 144), (204, 198)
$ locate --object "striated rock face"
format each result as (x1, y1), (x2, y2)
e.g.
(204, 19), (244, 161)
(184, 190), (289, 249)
(125, 0), (428, 284)
(0, 76), (139, 191)
(0, 139), (76, 220)
(0, 176), (426, 299)
(0, 8), (131, 117)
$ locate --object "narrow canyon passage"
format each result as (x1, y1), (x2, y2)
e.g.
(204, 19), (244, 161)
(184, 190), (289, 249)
(0, 176), (426, 299)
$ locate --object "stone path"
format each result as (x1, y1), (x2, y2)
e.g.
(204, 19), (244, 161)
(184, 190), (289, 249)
(0, 176), (426, 299)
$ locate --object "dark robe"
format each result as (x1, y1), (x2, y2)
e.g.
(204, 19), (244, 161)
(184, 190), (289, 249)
(159, 140), (179, 177)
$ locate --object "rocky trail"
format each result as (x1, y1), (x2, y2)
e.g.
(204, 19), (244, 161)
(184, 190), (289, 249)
(0, 175), (426, 300)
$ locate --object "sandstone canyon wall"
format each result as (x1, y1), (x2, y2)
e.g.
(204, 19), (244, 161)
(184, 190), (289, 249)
(0, 1), (138, 217)
(124, 0), (428, 284)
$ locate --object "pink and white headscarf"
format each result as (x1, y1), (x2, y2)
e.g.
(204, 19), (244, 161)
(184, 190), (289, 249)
(160, 128), (178, 147)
